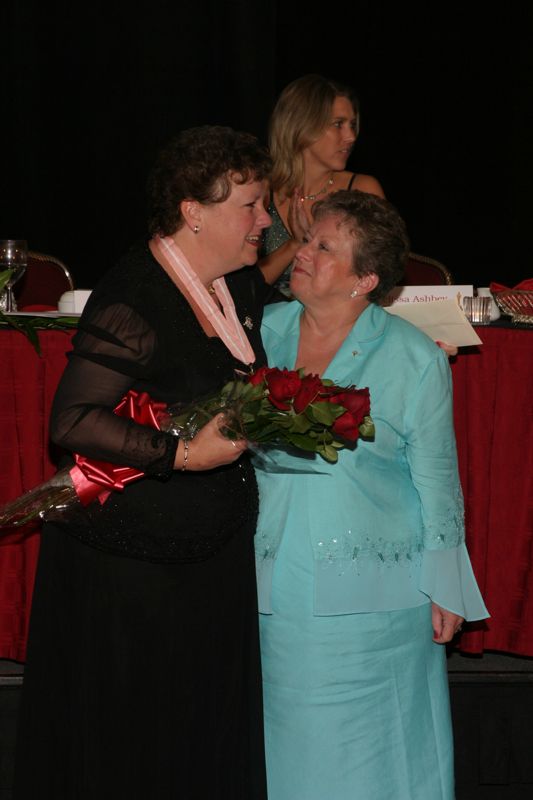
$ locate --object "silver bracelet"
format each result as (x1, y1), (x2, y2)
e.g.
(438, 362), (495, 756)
(181, 438), (189, 472)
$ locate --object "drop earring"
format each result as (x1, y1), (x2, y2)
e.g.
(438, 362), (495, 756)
(350, 288), (358, 298)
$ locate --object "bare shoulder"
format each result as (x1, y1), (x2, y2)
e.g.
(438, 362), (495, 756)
(352, 173), (386, 198)
(333, 171), (357, 190)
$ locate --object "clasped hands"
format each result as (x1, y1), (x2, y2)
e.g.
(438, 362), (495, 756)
(287, 189), (311, 245)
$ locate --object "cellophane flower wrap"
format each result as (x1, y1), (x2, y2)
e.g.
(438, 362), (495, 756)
(0, 368), (373, 529)
(0, 391), (164, 529)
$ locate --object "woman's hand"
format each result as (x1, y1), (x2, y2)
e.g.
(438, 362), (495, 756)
(258, 191), (307, 284)
(174, 414), (247, 472)
(287, 189), (311, 243)
(436, 341), (458, 358)
(431, 603), (464, 644)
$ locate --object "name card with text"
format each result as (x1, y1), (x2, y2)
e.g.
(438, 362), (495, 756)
(383, 286), (482, 346)
(383, 285), (473, 307)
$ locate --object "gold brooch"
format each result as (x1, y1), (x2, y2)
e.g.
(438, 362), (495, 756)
(243, 316), (253, 329)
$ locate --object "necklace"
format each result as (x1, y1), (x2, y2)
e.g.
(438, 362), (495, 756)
(300, 174), (334, 202)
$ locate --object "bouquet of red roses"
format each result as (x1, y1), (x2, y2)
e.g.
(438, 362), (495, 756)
(164, 366), (374, 462)
(0, 368), (373, 529)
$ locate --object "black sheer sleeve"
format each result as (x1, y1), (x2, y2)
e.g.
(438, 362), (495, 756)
(50, 302), (178, 478)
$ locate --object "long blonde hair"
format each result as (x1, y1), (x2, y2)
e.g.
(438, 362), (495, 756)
(269, 74), (360, 199)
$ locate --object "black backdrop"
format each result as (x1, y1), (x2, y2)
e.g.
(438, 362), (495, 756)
(2, 2), (532, 290)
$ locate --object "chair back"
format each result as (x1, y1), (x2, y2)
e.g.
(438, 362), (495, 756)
(15, 251), (74, 310)
(400, 252), (453, 285)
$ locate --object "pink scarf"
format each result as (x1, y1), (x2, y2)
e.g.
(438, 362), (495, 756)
(151, 235), (256, 367)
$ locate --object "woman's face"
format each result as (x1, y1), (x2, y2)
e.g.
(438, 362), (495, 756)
(290, 214), (358, 304)
(303, 96), (358, 173)
(198, 177), (271, 275)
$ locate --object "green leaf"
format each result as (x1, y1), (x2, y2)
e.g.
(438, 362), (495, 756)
(244, 422), (282, 442)
(274, 416), (295, 429)
(307, 402), (340, 425)
(220, 381), (237, 396)
(359, 415), (375, 439)
(326, 402), (348, 418)
(0, 310), (81, 356)
(241, 382), (261, 400)
(24, 322), (43, 354)
(0, 312), (42, 354)
(285, 432), (319, 453)
(242, 399), (264, 417)
(290, 414), (313, 434)
(0, 269), (13, 292)
(52, 316), (80, 326)
(317, 443), (339, 463)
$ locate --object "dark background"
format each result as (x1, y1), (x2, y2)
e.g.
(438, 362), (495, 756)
(2, 2), (532, 290)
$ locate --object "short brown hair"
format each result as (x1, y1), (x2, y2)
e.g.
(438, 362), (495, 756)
(313, 190), (410, 303)
(147, 126), (272, 236)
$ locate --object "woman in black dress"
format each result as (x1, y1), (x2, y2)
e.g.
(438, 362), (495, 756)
(14, 126), (272, 799)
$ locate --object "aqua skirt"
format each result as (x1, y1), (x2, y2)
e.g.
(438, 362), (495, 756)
(259, 533), (455, 799)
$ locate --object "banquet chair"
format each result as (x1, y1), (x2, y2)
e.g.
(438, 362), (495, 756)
(399, 252), (453, 285)
(14, 250), (74, 310)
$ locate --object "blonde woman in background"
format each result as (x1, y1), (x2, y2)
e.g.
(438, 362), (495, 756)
(259, 74), (384, 296)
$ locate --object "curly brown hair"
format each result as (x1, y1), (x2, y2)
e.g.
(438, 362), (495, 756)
(312, 190), (410, 303)
(147, 126), (272, 236)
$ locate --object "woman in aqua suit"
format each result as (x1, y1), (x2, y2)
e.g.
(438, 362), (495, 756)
(255, 189), (488, 800)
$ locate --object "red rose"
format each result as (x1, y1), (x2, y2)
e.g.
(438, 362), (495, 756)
(329, 388), (370, 441)
(265, 368), (302, 410)
(331, 412), (360, 441)
(316, 383), (345, 400)
(248, 366), (271, 386)
(293, 373), (323, 413)
(329, 387), (370, 419)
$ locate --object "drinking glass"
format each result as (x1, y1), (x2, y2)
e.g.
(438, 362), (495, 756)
(476, 287), (501, 321)
(462, 296), (491, 324)
(0, 240), (28, 312)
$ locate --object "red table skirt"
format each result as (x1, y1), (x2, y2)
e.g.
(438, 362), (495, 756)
(0, 326), (532, 660)
(0, 330), (73, 661)
(450, 326), (533, 656)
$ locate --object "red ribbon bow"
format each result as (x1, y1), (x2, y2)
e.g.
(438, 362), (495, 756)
(69, 390), (167, 506)
(490, 278), (533, 293)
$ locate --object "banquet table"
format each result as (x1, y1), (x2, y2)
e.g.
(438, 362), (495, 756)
(0, 324), (532, 661)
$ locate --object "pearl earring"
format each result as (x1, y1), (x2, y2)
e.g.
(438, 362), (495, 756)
(350, 288), (358, 298)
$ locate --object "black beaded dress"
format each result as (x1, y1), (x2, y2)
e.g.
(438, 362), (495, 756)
(14, 243), (269, 800)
